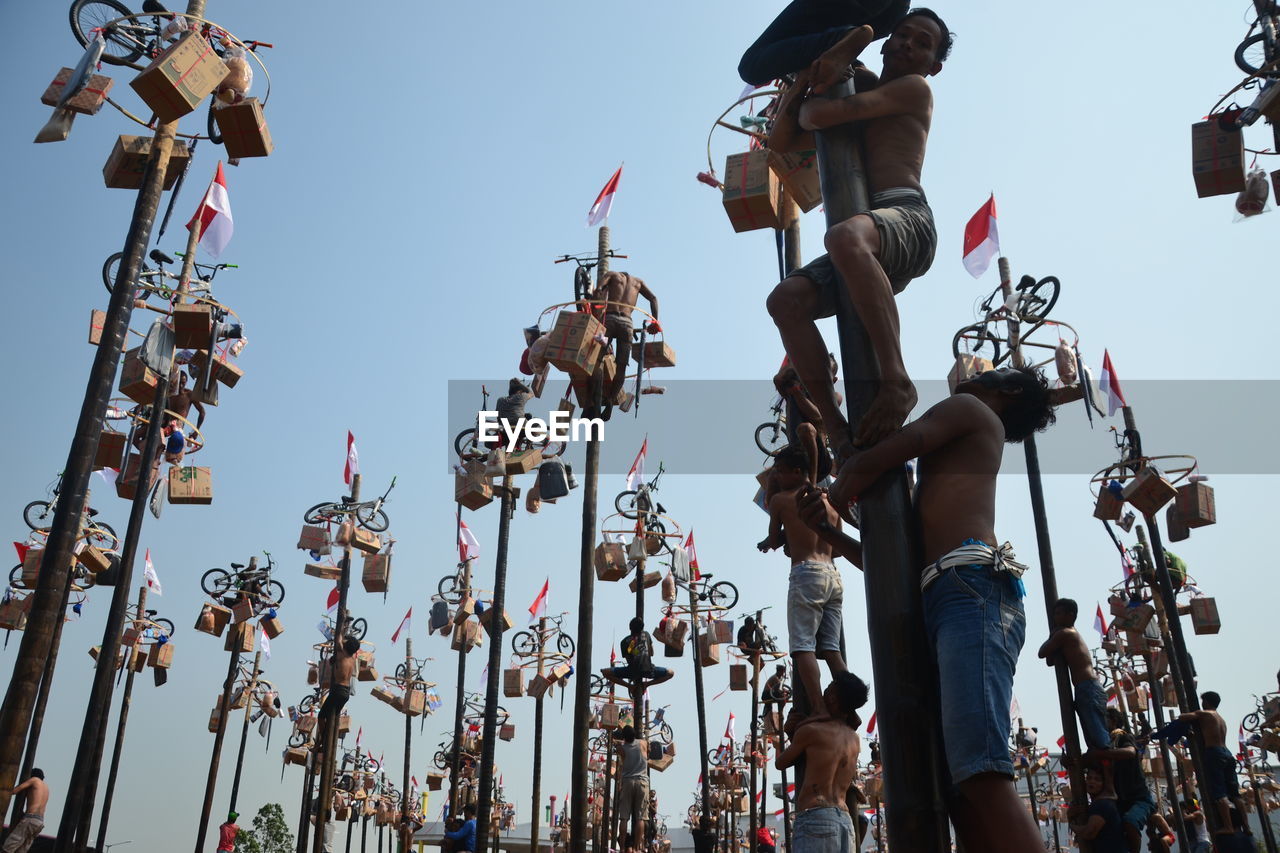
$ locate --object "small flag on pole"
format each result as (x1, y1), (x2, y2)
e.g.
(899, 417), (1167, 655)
(186, 162), (234, 258)
(392, 607), (412, 644)
(356, 727), (363, 749)
(1093, 603), (1108, 639)
(625, 438), (647, 490)
(587, 165), (623, 227)
(1099, 350), (1127, 416)
(724, 712), (736, 741)
(528, 577), (550, 623)
(683, 531), (700, 580)
(458, 516), (480, 563)
(260, 627), (271, 661)
(344, 431), (360, 485)
(143, 548), (162, 596)
(962, 194), (1000, 278)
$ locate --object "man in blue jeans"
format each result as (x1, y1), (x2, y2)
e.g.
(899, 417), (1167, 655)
(739, 0), (910, 87)
(1094, 707), (1156, 852)
(1181, 692), (1251, 839)
(799, 366), (1058, 852)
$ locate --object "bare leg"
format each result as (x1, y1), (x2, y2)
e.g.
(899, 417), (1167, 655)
(819, 649), (847, 679)
(791, 651), (828, 721)
(823, 216), (917, 448)
(610, 335), (631, 404)
(809, 25), (875, 94)
(766, 277), (850, 449)
(950, 774), (1044, 853)
(795, 422), (821, 485)
(1214, 798), (1233, 834)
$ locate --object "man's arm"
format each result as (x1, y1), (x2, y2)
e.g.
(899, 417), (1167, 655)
(10, 779), (31, 797)
(831, 395), (994, 506)
(776, 724), (812, 770)
(796, 487), (862, 568)
(766, 72), (816, 154)
(1069, 813), (1106, 841)
(193, 398), (206, 429)
(757, 494), (785, 552)
(1037, 628), (1065, 661)
(637, 281), (659, 324)
(799, 74), (931, 132)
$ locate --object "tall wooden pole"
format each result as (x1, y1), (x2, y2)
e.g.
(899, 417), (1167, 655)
(689, 591), (712, 834)
(92, 585), (148, 853)
(196, 631), (246, 851)
(401, 638), (413, 853)
(317, 474), (362, 851)
(476, 475), (515, 853)
(811, 80), (948, 851)
(530, 617), (547, 853)
(228, 651), (263, 814)
(297, 740), (316, 853)
(569, 226), (608, 853)
(448, 549), (472, 817)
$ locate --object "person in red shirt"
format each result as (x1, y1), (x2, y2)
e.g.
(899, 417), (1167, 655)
(217, 812), (239, 853)
(755, 824), (777, 853)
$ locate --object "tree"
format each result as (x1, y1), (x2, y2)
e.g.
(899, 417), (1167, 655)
(237, 803), (294, 853)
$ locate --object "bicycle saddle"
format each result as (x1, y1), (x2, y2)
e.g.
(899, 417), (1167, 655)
(141, 0), (171, 13)
(146, 609), (157, 616)
(230, 562), (244, 570)
(149, 249), (175, 265)
(86, 507), (99, 517)
(656, 502), (667, 515)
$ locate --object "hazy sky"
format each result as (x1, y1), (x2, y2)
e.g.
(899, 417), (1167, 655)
(2, 1), (1277, 849)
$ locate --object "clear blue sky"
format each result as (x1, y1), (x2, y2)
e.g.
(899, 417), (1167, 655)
(1, 1), (1277, 849)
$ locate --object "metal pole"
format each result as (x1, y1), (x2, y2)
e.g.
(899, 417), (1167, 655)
(449, 556), (472, 818)
(196, 637), (245, 852)
(531, 617), (546, 853)
(476, 475), (515, 853)
(811, 81), (947, 851)
(401, 638), (413, 853)
(569, 226), (608, 853)
(228, 651), (263, 814)
(92, 585), (148, 853)
(318, 475), (361, 851)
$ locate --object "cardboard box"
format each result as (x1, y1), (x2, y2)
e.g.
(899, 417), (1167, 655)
(129, 31), (229, 122)
(1175, 482), (1215, 528)
(699, 634), (721, 666)
(119, 347), (159, 404)
(722, 150), (782, 232)
(76, 545), (112, 574)
(0, 597), (28, 631)
(102, 135), (191, 190)
(1191, 120), (1246, 198)
(371, 685), (396, 705)
(213, 97), (273, 158)
(628, 570), (661, 592)
(194, 602), (231, 637)
(168, 465), (212, 504)
(41, 66), (114, 114)
(455, 459), (493, 511)
(594, 542), (628, 582)
(297, 525), (332, 555)
(730, 664), (749, 691)
(262, 616), (284, 639)
(767, 148), (822, 212)
(1189, 597), (1220, 634)
(947, 353), (993, 394)
(129, 646), (147, 672)
(454, 596), (475, 625)
(362, 552), (391, 593)
(95, 428), (127, 470)
(544, 311), (604, 378)
(89, 645), (126, 670)
(172, 303), (212, 349)
(230, 596), (253, 624)
(504, 668), (525, 697)
(224, 621), (254, 653)
(116, 452), (157, 500)
(527, 673), (551, 699)
(504, 448), (543, 475)
(665, 619), (689, 649)
(89, 309), (106, 346)
(188, 348), (245, 389)
(1165, 503), (1190, 542)
(712, 619), (734, 645)
(1121, 467), (1176, 515)
(404, 689), (425, 717)
(338, 712), (351, 736)
(499, 723), (515, 741)
(426, 773), (445, 791)
(632, 340), (676, 368)
(1094, 487), (1123, 521)
(478, 606), (513, 636)
(549, 661), (571, 683)
(304, 562), (342, 580)
(336, 522), (381, 554)
(451, 621), (482, 653)
(599, 704), (621, 729)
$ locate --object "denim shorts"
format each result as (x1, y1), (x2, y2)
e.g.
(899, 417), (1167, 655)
(1205, 745), (1240, 800)
(792, 806), (854, 853)
(923, 564), (1026, 785)
(1121, 795), (1155, 829)
(1074, 677), (1112, 751)
(788, 561), (843, 653)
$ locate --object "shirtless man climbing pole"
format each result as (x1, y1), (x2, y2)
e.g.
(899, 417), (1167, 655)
(589, 271), (659, 405)
(1039, 598), (1112, 752)
(4, 769), (48, 853)
(766, 9), (952, 454)
(775, 671), (867, 853)
(1181, 692), (1251, 837)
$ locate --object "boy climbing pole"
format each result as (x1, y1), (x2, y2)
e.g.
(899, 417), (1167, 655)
(765, 9), (952, 452)
(588, 271), (659, 406)
(1038, 598), (1113, 752)
(1181, 692), (1252, 839)
(797, 366), (1058, 852)
(774, 355), (841, 483)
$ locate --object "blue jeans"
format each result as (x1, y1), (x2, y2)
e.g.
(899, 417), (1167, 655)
(792, 807), (854, 853)
(1074, 677), (1112, 751)
(787, 561), (843, 653)
(924, 565), (1025, 784)
(738, 0), (909, 85)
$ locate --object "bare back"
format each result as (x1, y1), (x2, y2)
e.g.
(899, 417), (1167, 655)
(334, 653), (356, 687)
(772, 488), (834, 565)
(794, 721), (860, 811)
(17, 777), (48, 816)
(914, 396), (1004, 564)
(595, 271), (644, 314)
(1200, 710), (1227, 747)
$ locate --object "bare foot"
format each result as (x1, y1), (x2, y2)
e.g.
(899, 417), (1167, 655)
(853, 381), (917, 447)
(808, 26), (874, 95)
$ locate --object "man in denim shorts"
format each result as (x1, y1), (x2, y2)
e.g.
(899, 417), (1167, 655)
(766, 9), (952, 454)
(799, 367), (1059, 851)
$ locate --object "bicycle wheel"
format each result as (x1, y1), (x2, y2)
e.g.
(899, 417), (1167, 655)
(437, 574), (463, 602)
(589, 673), (606, 696)
(706, 747), (724, 767)
(1236, 32), (1280, 78)
(299, 695), (319, 715)
(614, 490), (642, 519)
(433, 750), (450, 770)
(707, 582), (739, 612)
(1244, 711), (1262, 733)
(288, 731), (310, 748)
(454, 428), (480, 458)
(200, 568), (232, 598)
(395, 662), (410, 684)
(303, 503), (338, 525)
(152, 617), (175, 637)
(86, 522), (117, 551)
(354, 504), (389, 532)
(556, 632), (576, 658)
(264, 579), (286, 606)
(951, 322), (1003, 364)
(754, 421), (786, 457)
(656, 721), (674, 745)
(23, 501), (54, 531)
(9, 565), (25, 588)
(1016, 276), (1060, 323)
(511, 630), (538, 656)
(70, 0), (146, 66)
(207, 98), (223, 145)
(348, 618), (367, 640)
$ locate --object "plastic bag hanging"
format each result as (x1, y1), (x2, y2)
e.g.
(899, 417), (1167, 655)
(1235, 167), (1270, 218)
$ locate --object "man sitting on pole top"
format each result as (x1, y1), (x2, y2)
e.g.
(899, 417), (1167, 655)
(797, 366), (1058, 852)
(588, 271), (659, 407)
(766, 8), (952, 452)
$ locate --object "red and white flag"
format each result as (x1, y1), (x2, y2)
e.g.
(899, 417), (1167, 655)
(12, 542), (29, 565)
(962, 194), (1000, 278)
(143, 548), (162, 596)
(625, 438), (647, 490)
(411, 775), (419, 791)
(458, 516), (480, 562)
(1056, 734), (1067, 749)
(356, 727), (363, 749)
(1093, 603), (1108, 639)
(326, 584), (340, 614)
(392, 607), (412, 644)
(1099, 350), (1127, 416)
(683, 531), (700, 580)
(528, 577), (550, 623)
(343, 431), (360, 485)
(866, 711), (877, 734)
(724, 712), (736, 742)
(260, 627), (271, 661)
(587, 165), (623, 228)
(186, 162), (233, 259)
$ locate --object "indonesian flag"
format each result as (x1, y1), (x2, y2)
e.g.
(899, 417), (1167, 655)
(411, 775), (419, 791)
(1099, 350), (1127, 416)
(356, 727), (363, 749)
(1093, 604), (1108, 639)
(1056, 734), (1067, 749)
(392, 607), (412, 644)
(143, 549), (162, 596)
(625, 438), (647, 490)
(260, 627), (271, 661)
(724, 712), (736, 741)
(458, 516), (480, 563)
(866, 711), (877, 734)
(683, 531), (700, 580)
(326, 584), (340, 614)
(587, 165), (623, 228)
(528, 577), (550, 623)
(467, 722), (481, 735)
(12, 542), (29, 565)
(962, 194), (1000, 278)
(344, 431), (360, 485)
(186, 162), (233, 259)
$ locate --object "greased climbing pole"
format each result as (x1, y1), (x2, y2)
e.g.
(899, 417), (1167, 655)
(811, 81), (950, 851)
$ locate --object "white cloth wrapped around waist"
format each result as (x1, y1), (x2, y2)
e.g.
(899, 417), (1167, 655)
(920, 540), (1028, 592)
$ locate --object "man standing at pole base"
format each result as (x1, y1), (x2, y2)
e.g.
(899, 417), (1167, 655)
(766, 9), (952, 451)
(3, 769), (47, 853)
(800, 367), (1058, 852)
